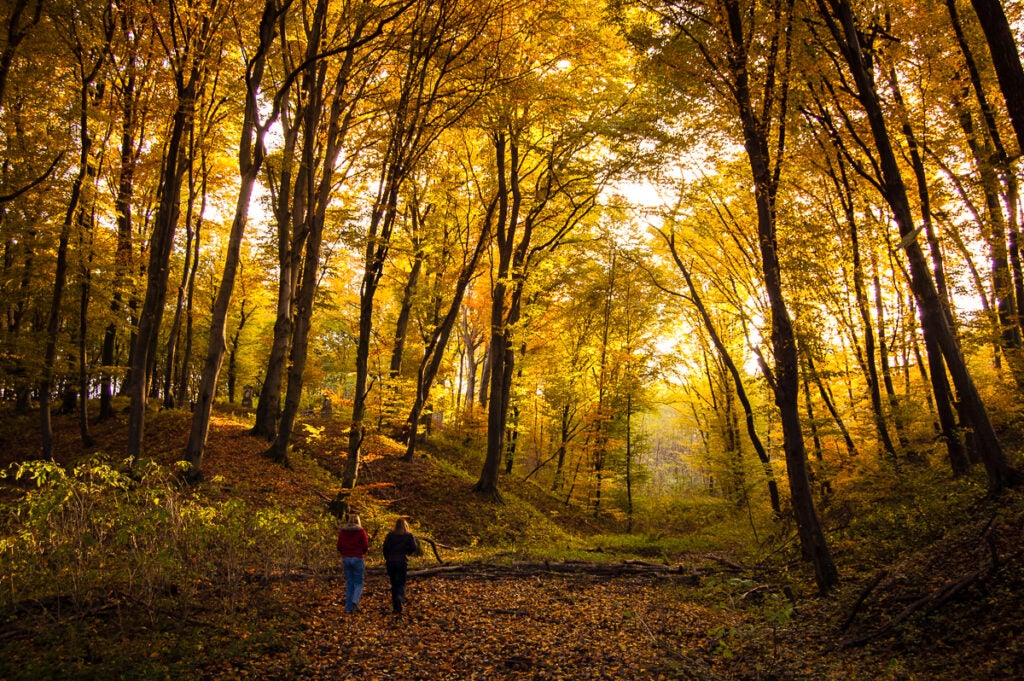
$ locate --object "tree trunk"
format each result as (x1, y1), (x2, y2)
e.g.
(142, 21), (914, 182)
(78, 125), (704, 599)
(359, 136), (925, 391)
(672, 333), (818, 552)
(41, 53), (101, 458)
(267, 214), (326, 465)
(252, 263), (293, 440)
(967, 0), (1024, 152)
(128, 66), (202, 462)
(475, 133), (517, 497)
(806, 352), (858, 459)
(725, 0), (838, 591)
(665, 237), (782, 515)
(837, 158), (896, 458)
(478, 340), (491, 409)
(402, 199), (494, 461)
(227, 303), (250, 404)
(101, 60), (139, 421)
(0, 0), (43, 111)
(390, 234), (425, 378)
(183, 0), (281, 479)
(552, 402), (572, 491)
(873, 260), (908, 457)
(76, 193), (95, 448)
(163, 147), (201, 409)
(820, 0), (1019, 491)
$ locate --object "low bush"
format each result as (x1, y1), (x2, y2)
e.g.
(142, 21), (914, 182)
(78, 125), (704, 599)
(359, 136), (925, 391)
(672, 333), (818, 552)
(0, 455), (336, 618)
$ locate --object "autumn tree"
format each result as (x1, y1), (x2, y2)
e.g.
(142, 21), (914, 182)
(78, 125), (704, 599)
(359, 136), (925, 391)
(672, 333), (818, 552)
(342, 0), (499, 488)
(38, 0), (114, 457)
(812, 0), (1020, 492)
(126, 0), (230, 462)
(397, 138), (497, 461)
(181, 0), (286, 480)
(619, 0), (839, 591)
(473, 0), (634, 498)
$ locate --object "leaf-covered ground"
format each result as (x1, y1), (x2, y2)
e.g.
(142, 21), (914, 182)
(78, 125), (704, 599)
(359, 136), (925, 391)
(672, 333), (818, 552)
(260, 575), (733, 680)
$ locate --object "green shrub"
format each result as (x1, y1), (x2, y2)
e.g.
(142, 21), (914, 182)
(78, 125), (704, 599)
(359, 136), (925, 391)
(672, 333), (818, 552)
(0, 455), (335, 619)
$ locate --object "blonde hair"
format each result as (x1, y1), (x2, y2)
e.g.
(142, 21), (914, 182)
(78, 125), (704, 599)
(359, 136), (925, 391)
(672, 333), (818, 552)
(347, 514), (362, 527)
(393, 518), (411, 534)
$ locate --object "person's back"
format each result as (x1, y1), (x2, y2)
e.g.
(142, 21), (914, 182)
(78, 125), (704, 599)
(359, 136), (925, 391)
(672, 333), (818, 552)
(382, 518), (419, 614)
(383, 530), (418, 563)
(337, 514), (368, 613)
(337, 524), (369, 557)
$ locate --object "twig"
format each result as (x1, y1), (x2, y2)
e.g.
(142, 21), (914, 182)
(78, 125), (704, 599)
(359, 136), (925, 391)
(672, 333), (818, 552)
(482, 607), (531, 616)
(840, 567), (989, 649)
(417, 536), (446, 564)
(839, 570), (888, 634)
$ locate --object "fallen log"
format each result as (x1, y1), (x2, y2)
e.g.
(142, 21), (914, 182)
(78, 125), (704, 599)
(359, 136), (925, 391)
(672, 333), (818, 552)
(402, 559), (705, 583)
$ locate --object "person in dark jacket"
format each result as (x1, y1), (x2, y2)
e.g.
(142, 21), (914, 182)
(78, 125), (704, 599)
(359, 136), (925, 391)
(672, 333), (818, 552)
(336, 514), (369, 613)
(382, 518), (421, 614)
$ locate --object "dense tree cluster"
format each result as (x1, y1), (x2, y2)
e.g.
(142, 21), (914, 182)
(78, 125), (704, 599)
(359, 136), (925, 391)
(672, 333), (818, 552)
(1, 0), (1022, 591)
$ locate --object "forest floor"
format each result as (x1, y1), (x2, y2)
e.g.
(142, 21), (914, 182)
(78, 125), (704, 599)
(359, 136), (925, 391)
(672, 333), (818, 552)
(1, 405), (1023, 680)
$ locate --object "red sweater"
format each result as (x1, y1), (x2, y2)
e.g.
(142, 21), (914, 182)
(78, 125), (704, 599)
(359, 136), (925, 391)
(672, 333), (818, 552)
(337, 526), (369, 558)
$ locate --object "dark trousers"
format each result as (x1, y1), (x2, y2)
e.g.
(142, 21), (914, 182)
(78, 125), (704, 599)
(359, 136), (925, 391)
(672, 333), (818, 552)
(385, 560), (408, 613)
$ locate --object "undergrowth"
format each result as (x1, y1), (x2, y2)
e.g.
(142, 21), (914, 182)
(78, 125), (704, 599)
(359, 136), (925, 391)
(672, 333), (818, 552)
(0, 455), (336, 619)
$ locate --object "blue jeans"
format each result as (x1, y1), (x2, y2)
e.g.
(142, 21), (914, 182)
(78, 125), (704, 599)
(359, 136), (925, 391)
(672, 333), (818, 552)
(343, 557), (365, 612)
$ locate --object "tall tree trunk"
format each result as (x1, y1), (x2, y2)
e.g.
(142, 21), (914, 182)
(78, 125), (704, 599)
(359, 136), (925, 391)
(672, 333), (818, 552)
(279, 10), (374, 469)
(183, 0), (280, 479)
(967, 0), (1024, 152)
(625, 393), (634, 533)
(128, 48), (207, 462)
(227, 301), (251, 404)
(163, 147), (202, 408)
(478, 340), (491, 408)
(344, 1), (454, 488)
(101, 53), (139, 421)
(873, 259), (908, 456)
(267, 214), (326, 465)
(725, 0), (838, 591)
(176, 207), (201, 407)
(806, 352), (858, 459)
(41, 32), (107, 457)
(955, 102), (1024, 384)
(402, 199), (494, 461)
(76, 187), (96, 448)
(552, 402), (572, 491)
(819, 0), (1019, 491)
(475, 132), (517, 497)
(831, 155), (896, 458)
(250, 1), (314, 443)
(665, 236), (782, 515)
(390, 229), (425, 379)
(40, 172), (81, 459)
(945, 0), (1024, 345)
(251, 254), (294, 439)
(460, 307), (481, 411)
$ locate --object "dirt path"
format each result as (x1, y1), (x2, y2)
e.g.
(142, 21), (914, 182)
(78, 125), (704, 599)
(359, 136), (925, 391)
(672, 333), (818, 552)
(235, 575), (737, 680)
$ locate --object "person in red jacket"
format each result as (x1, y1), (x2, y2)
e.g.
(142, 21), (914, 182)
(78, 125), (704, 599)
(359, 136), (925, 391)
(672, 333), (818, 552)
(336, 513), (369, 613)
